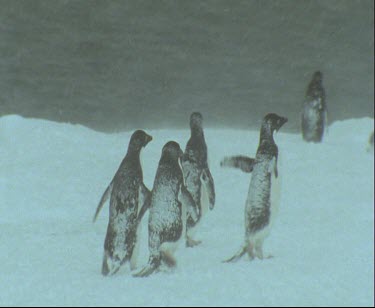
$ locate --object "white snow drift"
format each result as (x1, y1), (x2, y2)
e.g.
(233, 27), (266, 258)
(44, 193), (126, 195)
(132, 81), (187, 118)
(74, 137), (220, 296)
(0, 115), (373, 306)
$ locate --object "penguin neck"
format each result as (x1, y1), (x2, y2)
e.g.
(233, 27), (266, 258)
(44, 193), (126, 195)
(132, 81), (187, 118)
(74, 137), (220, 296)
(126, 147), (141, 162)
(190, 126), (204, 139)
(259, 125), (275, 145)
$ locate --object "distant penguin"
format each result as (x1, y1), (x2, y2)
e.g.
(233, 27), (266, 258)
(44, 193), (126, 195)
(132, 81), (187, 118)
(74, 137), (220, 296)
(133, 141), (198, 277)
(367, 131), (374, 152)
(301, 71), (327, 142)
(181, 112), (215, 247)
(93, 130), (152, 276)
(221, 113), (287, 262)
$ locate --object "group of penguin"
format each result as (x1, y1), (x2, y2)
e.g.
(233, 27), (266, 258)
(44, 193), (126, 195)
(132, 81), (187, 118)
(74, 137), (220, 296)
(92, 71), (331, 277)
(93, 112), (216, 277)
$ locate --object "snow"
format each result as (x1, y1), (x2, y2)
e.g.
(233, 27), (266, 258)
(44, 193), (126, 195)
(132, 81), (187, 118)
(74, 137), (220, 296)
(0, 115), (373, 306)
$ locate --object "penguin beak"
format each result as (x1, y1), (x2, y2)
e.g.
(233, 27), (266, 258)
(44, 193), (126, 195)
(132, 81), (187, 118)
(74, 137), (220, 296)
(276, 117), (288, 131)
(145, 135), (153, 145)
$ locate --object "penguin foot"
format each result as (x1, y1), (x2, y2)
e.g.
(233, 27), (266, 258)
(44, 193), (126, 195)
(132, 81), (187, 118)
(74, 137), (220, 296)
(133, 264), (158, 278)
(223, 255), (241, 263)
(223, 245), (253, 263)
(101, 253), (122, 276)
(186, 237), (202, 248)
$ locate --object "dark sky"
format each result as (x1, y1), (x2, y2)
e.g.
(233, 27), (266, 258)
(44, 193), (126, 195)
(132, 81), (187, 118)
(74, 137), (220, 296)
(0, 0), (373, 132)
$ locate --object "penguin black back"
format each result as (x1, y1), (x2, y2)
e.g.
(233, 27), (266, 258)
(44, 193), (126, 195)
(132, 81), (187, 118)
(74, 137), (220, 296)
(306, 71), (325, 102)
(302, 71), (327, 143)
(134, 141), (199, 277)
(182, 112), (215, 247)
(185, 112), (207, 166)
(96, 129), (152, 276)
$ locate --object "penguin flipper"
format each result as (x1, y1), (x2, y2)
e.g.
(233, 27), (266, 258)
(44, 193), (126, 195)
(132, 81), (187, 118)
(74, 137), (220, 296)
(137, 183), (152, 223)
(201, 168), (215, 210)
(179, 184), (199, 223)
(220, 156), (255, 173)
(93, 182), (113, 222)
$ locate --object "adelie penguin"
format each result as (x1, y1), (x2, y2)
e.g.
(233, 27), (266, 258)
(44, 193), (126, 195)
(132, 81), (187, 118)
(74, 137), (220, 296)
(221, 113), (287, 262)
(93, 130), (152, 276)
(301, 71), (327, 143)
(133, 141), (199, 277)
(181, 112), (215, 247)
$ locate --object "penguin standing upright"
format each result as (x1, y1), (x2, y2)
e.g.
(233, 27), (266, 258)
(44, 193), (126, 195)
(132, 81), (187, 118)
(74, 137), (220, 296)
(93, 130), (152, 276)
(302, 71), (327, 142)
(181, 112), (215, 247)
(134, 141), (198, 277)
(221, 113), (287, 262)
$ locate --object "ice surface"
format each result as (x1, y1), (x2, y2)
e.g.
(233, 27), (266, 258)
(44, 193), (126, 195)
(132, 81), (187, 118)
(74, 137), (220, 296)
(0, 115), (373, 306)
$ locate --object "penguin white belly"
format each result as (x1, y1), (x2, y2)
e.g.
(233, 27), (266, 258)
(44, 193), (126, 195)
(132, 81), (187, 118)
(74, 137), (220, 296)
(200, 182), (210, 217)
(270, 156), (281, 226)
(130, 221), (142, 270)
(112, 215), (128, 260)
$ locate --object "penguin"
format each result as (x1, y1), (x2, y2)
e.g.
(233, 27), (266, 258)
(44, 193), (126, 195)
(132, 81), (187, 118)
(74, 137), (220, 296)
(367, 131), (374, 152)
(301, 71), (327, 143)
(221, 113), (287, 262)
(93, 130), (153, 276)
(181, 112), (215, 247)
(133, 141), (199, 277)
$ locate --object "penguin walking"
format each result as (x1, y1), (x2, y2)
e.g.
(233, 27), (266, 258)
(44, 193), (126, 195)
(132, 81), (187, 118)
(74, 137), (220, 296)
(181, 112), (215, 247)
(93, 130), (152, 276)
(301, 71), (327, 142)
(133, 141), (199, 277)
(221, 113), (287, 262)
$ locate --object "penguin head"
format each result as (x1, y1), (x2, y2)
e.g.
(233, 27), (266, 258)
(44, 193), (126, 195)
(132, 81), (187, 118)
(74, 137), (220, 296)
(161, 141), (183, 163)
(312, 71), (323, 82)
(190, 112), (203, 130)
(128, 130), (153, 152)
(263, 113), (288, 134)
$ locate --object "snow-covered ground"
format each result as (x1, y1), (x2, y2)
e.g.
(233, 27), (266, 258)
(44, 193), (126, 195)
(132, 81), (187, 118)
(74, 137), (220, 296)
(0, 115), (373, 306)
